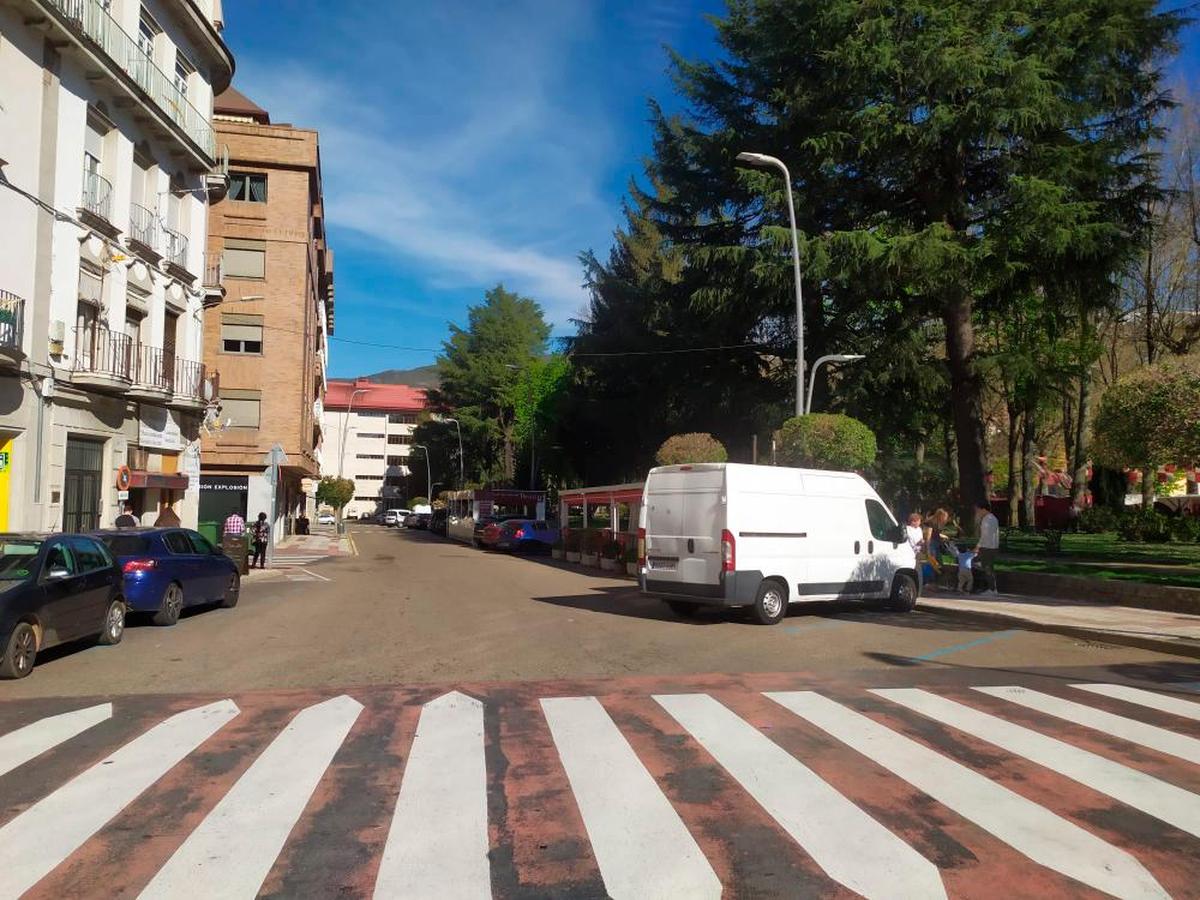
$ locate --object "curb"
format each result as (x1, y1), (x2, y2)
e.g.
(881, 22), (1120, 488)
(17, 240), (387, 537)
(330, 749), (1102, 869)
(917, 600), (1200, 661)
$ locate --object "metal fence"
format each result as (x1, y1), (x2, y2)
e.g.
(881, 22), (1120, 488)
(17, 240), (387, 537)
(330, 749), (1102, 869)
(0, 291), (24, 353)
(81, 168), (112, 220)
(74, 325), (132, 380)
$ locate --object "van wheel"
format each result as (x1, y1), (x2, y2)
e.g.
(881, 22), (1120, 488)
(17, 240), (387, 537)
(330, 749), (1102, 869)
(751, 580), (788, 625)
(886, 573), (918, 612)
(665, 600), (701, 619)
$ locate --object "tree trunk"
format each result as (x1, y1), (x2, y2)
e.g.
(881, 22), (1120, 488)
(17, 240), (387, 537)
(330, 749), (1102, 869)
(1020, 399), (1038, 530)
(1070, 367), (1092, 509)
(1061, 387), (1075, 473)
(1006, 402), (1021, 527)
(915, 440), (926, 501)
(502, 424), (515, 483)
(943, 295), (989, 523)
(1141, 468), (1155, 510)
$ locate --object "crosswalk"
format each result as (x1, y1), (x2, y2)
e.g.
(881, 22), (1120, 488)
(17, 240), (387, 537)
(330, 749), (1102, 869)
(0, 679), (1198, 898)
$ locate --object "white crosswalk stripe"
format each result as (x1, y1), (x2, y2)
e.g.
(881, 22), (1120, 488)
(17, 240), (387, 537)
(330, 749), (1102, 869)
(1073, 682), (1200, 721)
(768, 690), (1168, 900)
(0, 699), (239, 898)
(373, 691), (491, 900)
(974, 685), (1200, 764)
(542, 696), (720, 900)
(0, 703), (112, 778)
(657, 692), (946, 900)
(874, 688), (1200, 840)
(140, 695), (362, 899)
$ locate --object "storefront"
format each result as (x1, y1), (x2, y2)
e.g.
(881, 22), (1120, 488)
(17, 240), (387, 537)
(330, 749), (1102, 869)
(198, 475), (249, 545)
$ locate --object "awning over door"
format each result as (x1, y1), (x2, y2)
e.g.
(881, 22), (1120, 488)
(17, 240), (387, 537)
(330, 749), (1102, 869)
(128, 471), (189, 490)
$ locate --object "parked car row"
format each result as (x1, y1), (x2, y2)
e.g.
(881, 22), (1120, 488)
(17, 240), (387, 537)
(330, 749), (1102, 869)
(473, 517), (558, 553)
(0, 527), (240, 679)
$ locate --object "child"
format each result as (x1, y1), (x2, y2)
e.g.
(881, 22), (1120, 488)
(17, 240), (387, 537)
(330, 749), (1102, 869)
(953, 542), (977, 594)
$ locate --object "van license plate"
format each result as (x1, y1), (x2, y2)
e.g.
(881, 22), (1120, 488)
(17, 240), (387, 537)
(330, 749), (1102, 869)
(648, 556), (678, 571)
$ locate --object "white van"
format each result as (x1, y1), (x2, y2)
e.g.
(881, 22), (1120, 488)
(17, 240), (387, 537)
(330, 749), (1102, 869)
(385, 509), (411, 527)
(638, 463), (919, 624)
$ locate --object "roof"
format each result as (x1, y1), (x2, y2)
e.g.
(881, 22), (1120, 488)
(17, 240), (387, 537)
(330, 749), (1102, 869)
(325, 378), (427, 412)
(214, 86), (270, 124)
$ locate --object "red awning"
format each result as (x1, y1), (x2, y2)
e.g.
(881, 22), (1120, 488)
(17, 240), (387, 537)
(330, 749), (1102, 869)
(127, 471), (189, 491)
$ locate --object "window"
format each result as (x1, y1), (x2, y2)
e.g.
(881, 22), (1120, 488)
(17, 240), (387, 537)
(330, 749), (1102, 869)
(228, 172), (267, 203)
(356, 453), (384, 460)
(125, 311), (143, 347)
(357, 432), (385, 439)
(84, 118), (104, 177)
(385, 476), (405, 487)
(388, 413), (417, 425)
(359, 410), (387, 418)
(388, 434), (411, 446)
(357, 474), (383, 481)
(865, 500), (898, 542)
(69, 537), (109, 572)
(186, 531), (215, 555)
(174, 52), (195, 100)
(101, 534), (150, 556)
(223, 238), (266, 279)
(221, 317), (263, 354)
(163, 531), (192, 555)
(387, 455), (405, 467)
(137, 14), (160, 60)
(42, 542), (76, 577)
(222, 390), (261, 428)
(354, 495), (378, 502)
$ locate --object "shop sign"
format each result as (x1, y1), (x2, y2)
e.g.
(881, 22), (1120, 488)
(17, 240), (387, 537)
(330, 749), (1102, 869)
(200, 475), (248, 492)
(139, 408), (183, 450)
(181, 444), (201, 492)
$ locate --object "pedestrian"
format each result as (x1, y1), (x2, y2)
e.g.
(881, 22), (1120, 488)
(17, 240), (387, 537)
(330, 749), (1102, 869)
(223, 510), (246, 536)
(905, 512), (924, 555)
(115, 503), (138, 529)
(153, 501), (181, 527)
(974, 500), (1000, 596)
(926, 508), (950, 561)
(953, 542), (977, 593)
(250, 512), (270, 569)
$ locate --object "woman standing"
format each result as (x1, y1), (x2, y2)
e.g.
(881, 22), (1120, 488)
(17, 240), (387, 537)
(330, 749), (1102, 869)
(251, 512), (270, 569)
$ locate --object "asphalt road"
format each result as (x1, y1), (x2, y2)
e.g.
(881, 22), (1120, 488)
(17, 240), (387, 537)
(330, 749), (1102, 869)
(2, 526), (1199, 898)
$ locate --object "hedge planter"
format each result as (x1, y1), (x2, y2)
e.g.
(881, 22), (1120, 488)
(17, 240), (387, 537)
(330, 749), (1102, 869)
(581, 552), (600, 568)
(551, 549), (564, 560)
(626, 562), (639, 577)
(599, 557), (620, 572)
(565, 551), (581, 563)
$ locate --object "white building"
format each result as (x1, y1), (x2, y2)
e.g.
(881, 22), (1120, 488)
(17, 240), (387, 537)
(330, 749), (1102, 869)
(322, 379), (427, 519)
(0, 0), (234, 531)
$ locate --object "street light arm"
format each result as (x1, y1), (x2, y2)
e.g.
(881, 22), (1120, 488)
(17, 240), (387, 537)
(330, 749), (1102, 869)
(806, 354), (866, 415)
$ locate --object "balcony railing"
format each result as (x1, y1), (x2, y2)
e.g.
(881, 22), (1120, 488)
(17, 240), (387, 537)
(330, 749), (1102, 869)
(0, 291), (24, 353)
(174, 356), (207, 401)
(48, 0), (216, 158)
(75, 324), (132, 380)
(203, 253), (222, 289)
(163, 227), (188, 269)
(134, 344), (174, 392)
(129, 202), (158, 250)
(81, 168), (112, 220)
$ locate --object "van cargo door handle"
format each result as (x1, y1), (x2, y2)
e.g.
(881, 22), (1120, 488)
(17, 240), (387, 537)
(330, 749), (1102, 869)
(868, 541), (874, 554)
(854, 541), (860, 554)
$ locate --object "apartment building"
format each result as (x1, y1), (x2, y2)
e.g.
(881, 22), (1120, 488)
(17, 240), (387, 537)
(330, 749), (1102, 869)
(0, 0), (233, 531)
(323, 379), (426, 519)
(197, 87), (333, 545)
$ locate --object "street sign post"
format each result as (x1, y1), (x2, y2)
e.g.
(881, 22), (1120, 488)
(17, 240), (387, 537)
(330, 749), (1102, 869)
(262, 444), (289, 568)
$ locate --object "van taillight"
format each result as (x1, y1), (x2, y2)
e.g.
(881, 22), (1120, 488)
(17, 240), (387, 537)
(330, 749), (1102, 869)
(123, 559), (156, 574)
(721, 529), (736, 573)
(637, 528), (646, 568)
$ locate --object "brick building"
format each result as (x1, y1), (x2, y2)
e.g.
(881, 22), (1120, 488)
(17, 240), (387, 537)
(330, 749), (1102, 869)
(197, 87), (333, 544)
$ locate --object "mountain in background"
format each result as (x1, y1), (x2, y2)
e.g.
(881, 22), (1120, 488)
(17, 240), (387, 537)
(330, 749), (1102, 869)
(362, 365), (441, 388)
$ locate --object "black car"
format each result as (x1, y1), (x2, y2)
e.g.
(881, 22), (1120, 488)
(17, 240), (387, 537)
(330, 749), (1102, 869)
(429, 508), (448, 536)
(0, 533), (126, 679)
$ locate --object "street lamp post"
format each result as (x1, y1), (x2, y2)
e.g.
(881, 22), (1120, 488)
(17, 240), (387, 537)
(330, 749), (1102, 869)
(736, 151), (806, 417)
(336, 388), (369, 479)
(442, 417), (464, 486)
(806, 354), (866, 414)
(412, 444), (432, 502)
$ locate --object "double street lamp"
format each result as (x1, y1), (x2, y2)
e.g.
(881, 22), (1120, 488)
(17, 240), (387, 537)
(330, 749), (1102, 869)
(806, 354), (866, 414)
(336, 387), (369, 479)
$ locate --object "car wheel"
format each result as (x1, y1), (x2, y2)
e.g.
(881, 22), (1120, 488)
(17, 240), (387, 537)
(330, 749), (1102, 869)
(665, 600), (702, 619)
(153, 582), (184, 626)
(98, 599), (126, 645)
(220, 572), (241, 608)
(0, 623), (37, 679)
(885, 572), (918, 612)
(751, 579), (788, 625)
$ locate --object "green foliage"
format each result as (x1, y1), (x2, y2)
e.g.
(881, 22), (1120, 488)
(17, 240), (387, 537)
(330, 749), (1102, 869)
(315, 477), (354, 511)
(581, 529), (605, 554)
(775, 414), (877, 471)
(1117, 510), (1174, 544)
(623, 542), (638, 563)
(1076, 507), (1120, 534)
(602, 540), (624, 560)
(409, 496), (428, 508)
(1093, 360), (1200, 473)
(654, 433), (729, 466)
(1170, 515), (1200, 544)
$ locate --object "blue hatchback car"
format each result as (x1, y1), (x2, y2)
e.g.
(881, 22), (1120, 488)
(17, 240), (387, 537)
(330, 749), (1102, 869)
(92, 528), (240, 626)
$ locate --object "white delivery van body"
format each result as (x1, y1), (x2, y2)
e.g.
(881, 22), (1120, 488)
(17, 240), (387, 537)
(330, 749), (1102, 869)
(639, 463), (919, 624)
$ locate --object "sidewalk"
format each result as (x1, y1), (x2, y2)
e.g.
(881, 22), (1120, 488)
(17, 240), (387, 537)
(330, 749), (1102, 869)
(271, 529), (355, 567)
(919, 590), (1200, 659)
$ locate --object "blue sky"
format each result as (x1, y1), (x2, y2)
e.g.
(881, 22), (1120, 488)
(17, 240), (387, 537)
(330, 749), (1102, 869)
(221, 2), (1199, 380)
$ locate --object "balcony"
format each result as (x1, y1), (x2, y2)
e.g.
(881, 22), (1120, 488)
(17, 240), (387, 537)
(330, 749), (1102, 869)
(201, 252), (224, 306)
(128, 345), (173, 402)
(80, 168), (112, 222)
(128, 203), (159, 257)
(163, 227), (190, 275)
(73, 325), (132, 392)
(170, 356), (209, 410)
(44, 0), (216, 160)
(0, 291), (25, 370)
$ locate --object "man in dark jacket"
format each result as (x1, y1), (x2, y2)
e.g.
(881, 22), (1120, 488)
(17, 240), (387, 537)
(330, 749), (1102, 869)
(251, 512), (270, 569)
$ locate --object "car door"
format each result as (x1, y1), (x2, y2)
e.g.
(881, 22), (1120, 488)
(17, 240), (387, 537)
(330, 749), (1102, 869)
(38, 540), (84, 644)
(184, 530), (223, 601)
(67, 536), (117, 636)
(162, 530), (201, 604)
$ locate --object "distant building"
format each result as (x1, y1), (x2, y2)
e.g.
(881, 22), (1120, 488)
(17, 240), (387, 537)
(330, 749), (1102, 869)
(323, 379), (426, 518)
(0, 0), (233, 531)
(197, 87), (333, 544)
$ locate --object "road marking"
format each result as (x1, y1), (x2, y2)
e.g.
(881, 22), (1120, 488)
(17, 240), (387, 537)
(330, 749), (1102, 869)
(0, 703), (112, 778)
(655, 693), (944, 900)
(975, 686), (1200, 764)
(1072, 683), (1200, 721)
(300, 568), (331, 582)
(767, 691), (1167, 900)
(874, 688), (1200, 839)
(912, 630), (1020, 661)
(373, 691), (490, 900)
(542, 696), (720, 900)
(139, 695), (361, 899)
(0, 700), (239, 898)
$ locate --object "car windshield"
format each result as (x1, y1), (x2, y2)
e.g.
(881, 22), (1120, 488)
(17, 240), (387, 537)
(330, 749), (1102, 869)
(0, 539), (42, 582)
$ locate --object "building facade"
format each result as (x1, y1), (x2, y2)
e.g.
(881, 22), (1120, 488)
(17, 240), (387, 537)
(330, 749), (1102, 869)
(323, 379), (426, 519)
(0, 0), (233, 532)
(197, 87), (333, 545)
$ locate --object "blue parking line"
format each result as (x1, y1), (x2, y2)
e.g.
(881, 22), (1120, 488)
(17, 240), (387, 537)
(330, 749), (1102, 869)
(783, 620), (848, 634)
(913, 629), (1020, 661)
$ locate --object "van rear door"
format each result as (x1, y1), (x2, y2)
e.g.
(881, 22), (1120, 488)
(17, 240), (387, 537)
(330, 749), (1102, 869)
(644, 467), (724, 588)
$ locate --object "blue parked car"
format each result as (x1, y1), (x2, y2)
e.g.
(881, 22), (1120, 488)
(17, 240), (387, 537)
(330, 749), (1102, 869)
(92, 528), (240, 626)
(491, 519), (559, 553)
